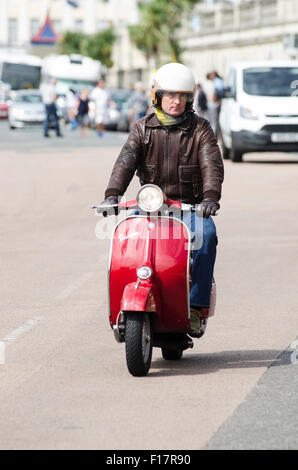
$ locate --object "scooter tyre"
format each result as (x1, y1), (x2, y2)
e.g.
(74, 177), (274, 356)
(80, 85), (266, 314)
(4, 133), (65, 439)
(125, 312), (153, 377)
(162, 348), (182, 361)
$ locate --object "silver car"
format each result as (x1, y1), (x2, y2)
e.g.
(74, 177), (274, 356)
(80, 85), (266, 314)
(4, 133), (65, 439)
(9, 90), (45, 129)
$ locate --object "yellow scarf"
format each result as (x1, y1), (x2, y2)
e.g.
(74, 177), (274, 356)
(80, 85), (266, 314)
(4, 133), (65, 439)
(155, 107), (190, 127)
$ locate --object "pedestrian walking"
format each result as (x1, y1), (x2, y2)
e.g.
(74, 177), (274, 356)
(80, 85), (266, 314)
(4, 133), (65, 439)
(76, 89), (90, 137)
(203, 72), (220, 137)
(193, 83), (208, 118)
(90, 79), (109, 137)
(40, 78), (62, 138)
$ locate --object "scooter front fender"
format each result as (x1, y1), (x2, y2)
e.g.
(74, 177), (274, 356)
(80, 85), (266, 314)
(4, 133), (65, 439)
(121, 282), (158, 313)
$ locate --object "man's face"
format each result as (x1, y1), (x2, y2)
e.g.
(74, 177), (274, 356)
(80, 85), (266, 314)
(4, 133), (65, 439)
(161, 91), (188, 116)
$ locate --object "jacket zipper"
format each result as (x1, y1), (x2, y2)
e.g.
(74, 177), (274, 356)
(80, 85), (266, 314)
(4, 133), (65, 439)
(165, 127), (169, 195)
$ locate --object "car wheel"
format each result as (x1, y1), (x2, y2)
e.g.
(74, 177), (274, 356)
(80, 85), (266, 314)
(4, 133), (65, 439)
(221, 141), (230, 160)
(231, 144), (243, 162)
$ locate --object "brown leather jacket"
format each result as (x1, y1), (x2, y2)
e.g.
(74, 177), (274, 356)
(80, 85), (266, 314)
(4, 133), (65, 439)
(105, 112), (224, 204)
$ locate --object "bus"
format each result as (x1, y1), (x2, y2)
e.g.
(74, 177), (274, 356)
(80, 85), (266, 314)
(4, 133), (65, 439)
(0, 52), (42, 90)
(41, 54), (104, 95)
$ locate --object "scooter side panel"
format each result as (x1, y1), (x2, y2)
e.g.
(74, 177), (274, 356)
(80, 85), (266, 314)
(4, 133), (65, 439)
(109, 216), (190, 332)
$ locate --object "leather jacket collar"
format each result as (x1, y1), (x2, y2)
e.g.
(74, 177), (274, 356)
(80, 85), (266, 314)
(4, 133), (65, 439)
(145, 111), (194, 131)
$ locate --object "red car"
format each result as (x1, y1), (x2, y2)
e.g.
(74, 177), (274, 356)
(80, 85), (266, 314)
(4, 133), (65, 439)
(0, 94), (9, 119)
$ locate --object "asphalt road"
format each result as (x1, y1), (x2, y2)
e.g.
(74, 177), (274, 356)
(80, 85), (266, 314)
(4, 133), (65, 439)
(0, 121), (297, 450)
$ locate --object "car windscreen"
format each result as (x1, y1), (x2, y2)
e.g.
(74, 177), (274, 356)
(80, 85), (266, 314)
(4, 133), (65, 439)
(243, 67), (298, 96)
(15, 94), (42, 104)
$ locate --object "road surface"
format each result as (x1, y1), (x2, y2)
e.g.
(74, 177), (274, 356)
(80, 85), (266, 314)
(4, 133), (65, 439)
(0, 122), (297, 450)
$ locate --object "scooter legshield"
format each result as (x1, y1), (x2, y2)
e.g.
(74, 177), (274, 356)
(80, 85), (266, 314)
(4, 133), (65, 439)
(109, 215), (191, 332)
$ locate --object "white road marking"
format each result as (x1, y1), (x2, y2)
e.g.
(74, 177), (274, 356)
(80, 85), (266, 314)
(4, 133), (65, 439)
(0, 316), (43, 364)
(1, 317), (43, 345)
(55, 272), (94, 300)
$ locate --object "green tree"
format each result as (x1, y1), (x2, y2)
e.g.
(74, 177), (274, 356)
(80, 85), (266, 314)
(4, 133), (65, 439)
(59, 28), (116, 68)
(129, 0), (199, 66)
(59, 31), (86, 55)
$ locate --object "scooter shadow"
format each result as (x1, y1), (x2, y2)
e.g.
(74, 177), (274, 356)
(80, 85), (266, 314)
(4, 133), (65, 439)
(149, 349), (287, 377)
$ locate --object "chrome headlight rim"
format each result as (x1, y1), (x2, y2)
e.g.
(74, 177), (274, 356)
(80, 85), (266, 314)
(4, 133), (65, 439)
(136, 184), (165, 213)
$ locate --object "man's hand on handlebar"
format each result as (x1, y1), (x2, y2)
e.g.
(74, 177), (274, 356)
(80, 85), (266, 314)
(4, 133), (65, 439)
(97, 196), (119, 217)
(201, 198), (220, 218)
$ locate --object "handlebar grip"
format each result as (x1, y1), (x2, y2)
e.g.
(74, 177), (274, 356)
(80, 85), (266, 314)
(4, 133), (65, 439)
(91, 204), (119, 216)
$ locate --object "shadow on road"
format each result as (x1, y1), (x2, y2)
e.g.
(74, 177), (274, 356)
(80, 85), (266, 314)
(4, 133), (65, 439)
(149, 348), (290, 377)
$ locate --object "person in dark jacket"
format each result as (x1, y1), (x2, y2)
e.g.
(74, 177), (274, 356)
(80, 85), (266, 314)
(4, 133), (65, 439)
(76, 89), (89, 137)
(193, 83), (208, 118)
(99, 63), (224, 332)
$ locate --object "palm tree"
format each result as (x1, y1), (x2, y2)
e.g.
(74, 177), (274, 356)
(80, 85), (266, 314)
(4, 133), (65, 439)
(129, 0), (200, 65)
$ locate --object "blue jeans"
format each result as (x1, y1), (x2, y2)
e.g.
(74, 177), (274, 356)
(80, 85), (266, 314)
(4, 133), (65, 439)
(182, 212), (218, 308)
(44, 103), (61, 136)
(134, 210), (218, 308)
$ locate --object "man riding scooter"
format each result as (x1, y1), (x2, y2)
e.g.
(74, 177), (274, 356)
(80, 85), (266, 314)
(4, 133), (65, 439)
(99, 63), (224, 334)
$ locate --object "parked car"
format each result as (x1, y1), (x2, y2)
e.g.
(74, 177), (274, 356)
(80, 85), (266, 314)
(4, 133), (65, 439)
(0, 92), (10, 119)
(109, 89), (132, 131)
(8, 89), (45, 129)
(219, 60), (298, 162)
(88, 88), (132, 131)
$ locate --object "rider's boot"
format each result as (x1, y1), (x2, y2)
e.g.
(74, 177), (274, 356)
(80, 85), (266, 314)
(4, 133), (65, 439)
(189, 307), (209, 338)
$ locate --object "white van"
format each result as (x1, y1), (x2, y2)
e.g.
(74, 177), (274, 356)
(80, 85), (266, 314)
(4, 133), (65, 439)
(219, 61), (298, 162)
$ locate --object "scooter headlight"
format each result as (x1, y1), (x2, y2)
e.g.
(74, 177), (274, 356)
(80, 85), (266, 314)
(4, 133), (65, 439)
(136, 184), (164, 212)
(137, 266), (152, 280)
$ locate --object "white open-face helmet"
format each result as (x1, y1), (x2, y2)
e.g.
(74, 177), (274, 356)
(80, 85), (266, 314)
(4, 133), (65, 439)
(152, 62), (196, 109)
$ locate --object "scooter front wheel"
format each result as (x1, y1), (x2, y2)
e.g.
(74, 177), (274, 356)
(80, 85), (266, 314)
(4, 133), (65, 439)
(125, 312), (153, 377)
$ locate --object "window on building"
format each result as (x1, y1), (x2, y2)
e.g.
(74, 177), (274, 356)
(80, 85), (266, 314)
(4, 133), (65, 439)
(30, 19), (40, 37)
(52, 20), (62, 34)
(97, 20), (110, 31)
(8, 19), (18, 45)
(75, 20), (83, 32)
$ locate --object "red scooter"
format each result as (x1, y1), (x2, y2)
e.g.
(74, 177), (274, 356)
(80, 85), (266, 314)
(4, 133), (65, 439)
(93, 184), (216, 376)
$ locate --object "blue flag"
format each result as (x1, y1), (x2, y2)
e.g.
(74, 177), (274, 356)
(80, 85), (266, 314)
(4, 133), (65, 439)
(67, 0), (79, 7)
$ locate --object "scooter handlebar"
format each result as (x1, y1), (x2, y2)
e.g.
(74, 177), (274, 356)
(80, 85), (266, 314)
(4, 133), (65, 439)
(91, 199), (216, 216)
(91, 199), (138, 215)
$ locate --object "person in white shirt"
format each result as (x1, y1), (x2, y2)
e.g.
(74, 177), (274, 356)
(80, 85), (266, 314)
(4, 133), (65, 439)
(90, 79), (109, 137)
(40, 78), (62, 138)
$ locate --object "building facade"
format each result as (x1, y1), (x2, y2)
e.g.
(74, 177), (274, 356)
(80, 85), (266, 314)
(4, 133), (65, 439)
(182, 0), (298, 84)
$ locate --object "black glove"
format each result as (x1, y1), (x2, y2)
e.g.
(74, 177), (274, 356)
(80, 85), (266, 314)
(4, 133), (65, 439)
(201, 198), (220, 218)
(98, 196), (119, 217)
